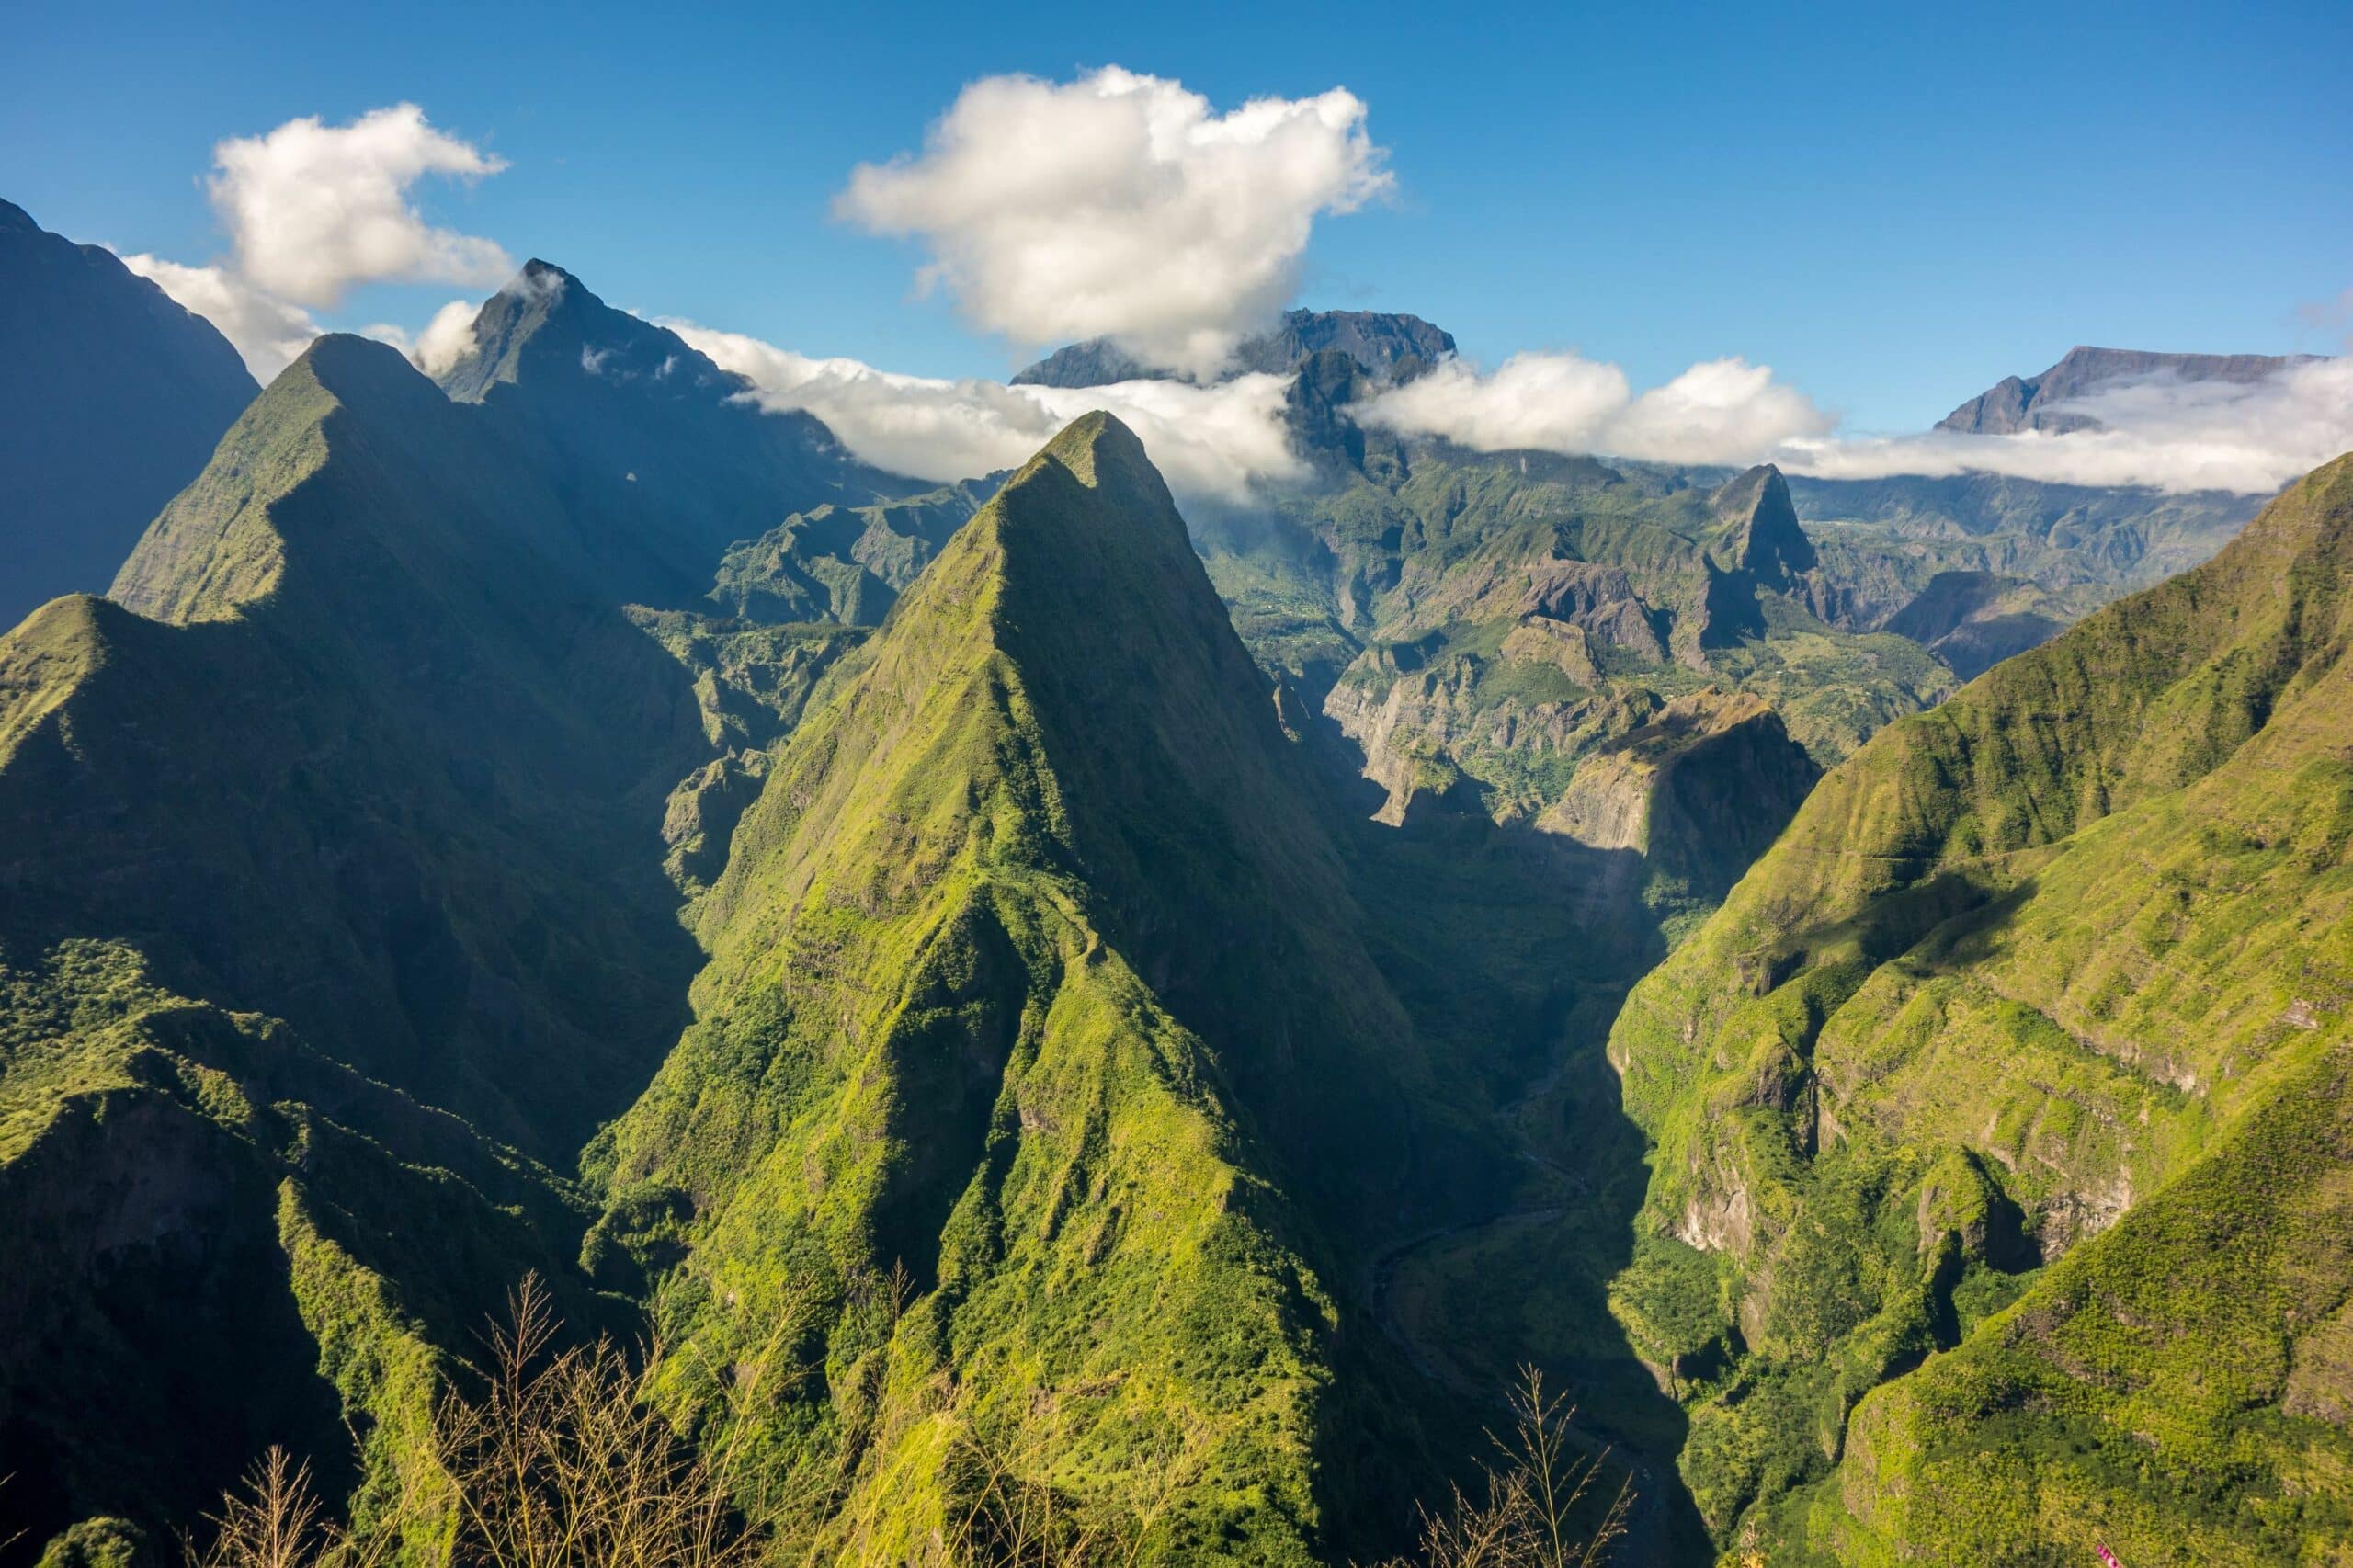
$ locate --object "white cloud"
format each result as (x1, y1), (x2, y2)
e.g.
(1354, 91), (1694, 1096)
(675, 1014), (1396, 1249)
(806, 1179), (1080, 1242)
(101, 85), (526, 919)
(356, 298), (480, 377)
(209, 103), (511, 308)
(1780, 358), (2353, 494)
(119, 254), (319, 381)
(671, 321), (1305, 503)
(1357, 351), (1833, 466)
(409, 299), (482, 376)
(1610, 358), (1838, 466)
(115, 104), (512, 386)
(836, 66), (1391, 378)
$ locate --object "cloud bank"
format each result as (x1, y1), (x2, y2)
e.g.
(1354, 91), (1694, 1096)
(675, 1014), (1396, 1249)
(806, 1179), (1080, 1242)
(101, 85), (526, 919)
(1355, 347), (2351, 494)
(1356, 351), (1834, 466)
(126, 105), (509, 381)
(671, 322), (1304, 503)
(1779, 358), (2353, 494)
(836, 66), (1391, 378)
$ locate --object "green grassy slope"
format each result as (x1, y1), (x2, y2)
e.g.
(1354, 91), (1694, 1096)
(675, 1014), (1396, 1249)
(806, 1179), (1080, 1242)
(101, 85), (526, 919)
(1605, 453), (2353, 1561)
(61, 338), (709, 1149)
(595, 414), (1489, 1562)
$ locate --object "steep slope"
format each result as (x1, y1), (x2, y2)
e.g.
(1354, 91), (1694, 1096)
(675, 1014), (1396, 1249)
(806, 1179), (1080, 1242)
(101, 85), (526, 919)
(593, 415), (1473, 1562)
(1606, 452), (2353, 1561)
(1936, 345), (2326, 434)
(1878, 570), (2073, 680)
(86, 337), (705, 1143)
(434, 260), (909, 607)
(0, 198), (257, 625)
(1013, 309), (1455, 388)
(0, 307), (886, 1555)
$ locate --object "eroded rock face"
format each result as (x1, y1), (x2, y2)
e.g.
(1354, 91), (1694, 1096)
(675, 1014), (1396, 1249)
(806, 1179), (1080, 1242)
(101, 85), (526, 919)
(1882, 570), (2071, 679)
(1539, 691), (1821, 901)
(1515, 563), (1673, 661)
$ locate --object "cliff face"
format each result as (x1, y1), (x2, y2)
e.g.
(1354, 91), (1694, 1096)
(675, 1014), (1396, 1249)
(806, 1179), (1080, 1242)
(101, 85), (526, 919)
(1538, 691), (1821, 904)
(1935, 345), (2325, 435)
(1881, 569), (2073, 678)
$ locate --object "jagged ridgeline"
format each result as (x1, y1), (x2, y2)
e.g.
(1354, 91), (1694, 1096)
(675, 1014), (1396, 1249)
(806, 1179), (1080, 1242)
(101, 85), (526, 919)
(1608, 455), (2353, 1562)
(0, 300), (1486, 1561)
(590, 412), (1473, 1562)
(0, 258), (928, 1557)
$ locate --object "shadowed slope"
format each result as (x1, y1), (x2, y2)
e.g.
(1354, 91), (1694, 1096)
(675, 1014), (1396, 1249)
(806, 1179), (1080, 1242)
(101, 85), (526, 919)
(435, 261), (909, 608)
(0, 334), (754, 1555)
(0, 198), (256, 624)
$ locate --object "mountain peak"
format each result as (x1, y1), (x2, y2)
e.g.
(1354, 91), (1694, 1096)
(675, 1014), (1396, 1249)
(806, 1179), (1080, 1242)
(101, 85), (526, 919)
(296, 328), (432, 390)
(962, 411), (1192, 596)
(0, 192), (259, 624)
(1711, 462), (1817, 578)
(1033, 407), (1150, 488)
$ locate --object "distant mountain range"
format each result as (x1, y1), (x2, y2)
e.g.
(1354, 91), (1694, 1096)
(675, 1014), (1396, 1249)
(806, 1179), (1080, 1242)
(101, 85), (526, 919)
(1936, 343), (2326, 434)
(1012, 307), (1455, 387)
(0, 199), (256, 625)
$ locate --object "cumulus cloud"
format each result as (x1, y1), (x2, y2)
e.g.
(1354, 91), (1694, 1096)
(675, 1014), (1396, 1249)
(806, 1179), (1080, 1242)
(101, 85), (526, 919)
(409, 299), (483, 375)
(357, 299), (481, 377)
(1358, 351), (1833, 466)
(118, 104), (511, 385)
(670, 321), (1304, 503)
(210, 103), (511, 308)
(836, 66), (1391, 378)
(119, 254), (320, 381)
(1779, 358), (2353, 494)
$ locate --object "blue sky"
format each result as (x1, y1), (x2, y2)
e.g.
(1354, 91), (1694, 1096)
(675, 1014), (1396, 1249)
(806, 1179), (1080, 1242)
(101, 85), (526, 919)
(5, 0), (2347, 430)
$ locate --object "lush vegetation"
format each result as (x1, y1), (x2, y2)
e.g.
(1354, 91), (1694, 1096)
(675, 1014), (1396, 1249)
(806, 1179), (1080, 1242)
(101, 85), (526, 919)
(1, 253), (2332, 1568)
(1608, 454), (2353, 1561)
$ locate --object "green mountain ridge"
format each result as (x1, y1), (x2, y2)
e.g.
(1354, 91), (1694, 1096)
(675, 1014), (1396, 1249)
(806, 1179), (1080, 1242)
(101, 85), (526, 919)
(590, 411), (1512, 1562)
(0, 305), (915, 1554)
(1607, 451), (2353, 1562)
